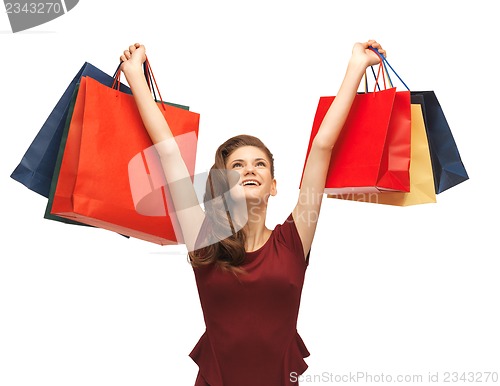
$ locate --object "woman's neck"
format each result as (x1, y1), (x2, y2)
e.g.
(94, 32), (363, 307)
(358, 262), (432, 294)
(243, 204), (271, 252)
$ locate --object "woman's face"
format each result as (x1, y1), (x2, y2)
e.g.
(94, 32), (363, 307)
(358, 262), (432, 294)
(225, 145), (277, 205)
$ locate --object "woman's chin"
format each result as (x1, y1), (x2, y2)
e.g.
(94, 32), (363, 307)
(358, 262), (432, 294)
(228, 186), (269, 206)
(244, 192), (269, 206)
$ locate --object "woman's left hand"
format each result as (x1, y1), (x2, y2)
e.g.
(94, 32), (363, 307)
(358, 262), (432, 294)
(351, 39), (386, 68)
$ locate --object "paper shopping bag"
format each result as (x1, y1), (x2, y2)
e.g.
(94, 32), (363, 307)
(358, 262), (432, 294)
(10, 62), (131, 197)
(372, 48), (468, 195)
(329, 102), (436, 206)
(45, 65), (190, 230)
(411, 91), (469, 193)
(44, 83), (91, 227)
(50, 71), (200, 245)
(301, 70), (411, 194)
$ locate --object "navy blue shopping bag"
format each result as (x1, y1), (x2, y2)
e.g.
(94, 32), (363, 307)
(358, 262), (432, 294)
(410, 90), (469, 193)
(10, 62), (131, 198)
(372, 47), (469, 194)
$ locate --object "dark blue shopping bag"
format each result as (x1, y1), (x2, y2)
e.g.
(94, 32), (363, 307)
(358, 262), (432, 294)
(410, 90), (469, 193)
(10, 62), (131, 197)
(371, 48), (469, 194)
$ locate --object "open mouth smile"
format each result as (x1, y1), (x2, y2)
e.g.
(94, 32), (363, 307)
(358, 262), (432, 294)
(241, 179), (261, 187)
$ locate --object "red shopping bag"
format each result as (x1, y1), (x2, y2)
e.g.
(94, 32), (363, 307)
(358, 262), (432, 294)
(330, 103), (436, 206)
(301, 64), (411, 194)
(50, 61), (200, 245)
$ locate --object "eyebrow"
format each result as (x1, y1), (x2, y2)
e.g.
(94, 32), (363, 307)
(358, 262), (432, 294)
(231, 158), (268, 164)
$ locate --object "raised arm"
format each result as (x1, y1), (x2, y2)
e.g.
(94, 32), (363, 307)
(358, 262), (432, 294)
(120, 43), (205, 251)
(293, 40), (386, 258)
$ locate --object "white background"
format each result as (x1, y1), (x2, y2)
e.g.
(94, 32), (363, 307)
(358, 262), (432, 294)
(1, 1), (499, 385)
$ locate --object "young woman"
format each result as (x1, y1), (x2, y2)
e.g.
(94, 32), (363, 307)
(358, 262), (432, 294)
(120, 40), (386, 386)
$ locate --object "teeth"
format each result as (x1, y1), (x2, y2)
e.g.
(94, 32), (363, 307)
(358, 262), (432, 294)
(243, 180), (258, 186)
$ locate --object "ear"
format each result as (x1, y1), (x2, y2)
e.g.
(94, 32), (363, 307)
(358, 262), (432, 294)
(270, 178), (277, 196)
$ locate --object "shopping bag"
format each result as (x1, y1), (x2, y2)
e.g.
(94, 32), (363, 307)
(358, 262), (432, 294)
(375, 51), (469, 194)
(44, 65), (190, 229)
(329, 102), (436, 206)
(50, 60), (200, 245)
(10, 62), (131, 198)
(44, 79), (121, 230)
(410, 90), (469, 193)
(44, 83), (91, 227)
(300, 61), (411, 194)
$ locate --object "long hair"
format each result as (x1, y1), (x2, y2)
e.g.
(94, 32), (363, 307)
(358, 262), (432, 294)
(188, 134), (274, 273)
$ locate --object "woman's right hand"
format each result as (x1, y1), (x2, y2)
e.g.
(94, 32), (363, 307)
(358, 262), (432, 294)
(120, 43), (146, 73)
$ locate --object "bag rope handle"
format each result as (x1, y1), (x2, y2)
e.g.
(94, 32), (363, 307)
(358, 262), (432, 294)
(143, 58), (167, 112)
(369, 47), (410, 91)
(363, 51), (387, 93)
(113, 57), (167, 111)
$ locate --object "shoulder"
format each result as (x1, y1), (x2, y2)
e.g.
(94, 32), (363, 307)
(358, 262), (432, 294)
(274, 213), (309, 265)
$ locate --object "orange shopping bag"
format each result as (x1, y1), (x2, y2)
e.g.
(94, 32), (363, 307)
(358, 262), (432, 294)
(50, 60), (200, 244)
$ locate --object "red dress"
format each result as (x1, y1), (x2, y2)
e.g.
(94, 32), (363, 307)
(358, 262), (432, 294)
(189, 214), (310, 386)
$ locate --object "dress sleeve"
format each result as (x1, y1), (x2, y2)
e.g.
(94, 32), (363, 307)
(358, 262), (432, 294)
(276, 213), (311, 266)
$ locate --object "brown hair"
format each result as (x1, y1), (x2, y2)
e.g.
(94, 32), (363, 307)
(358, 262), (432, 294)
(188, 134), (274, 273)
